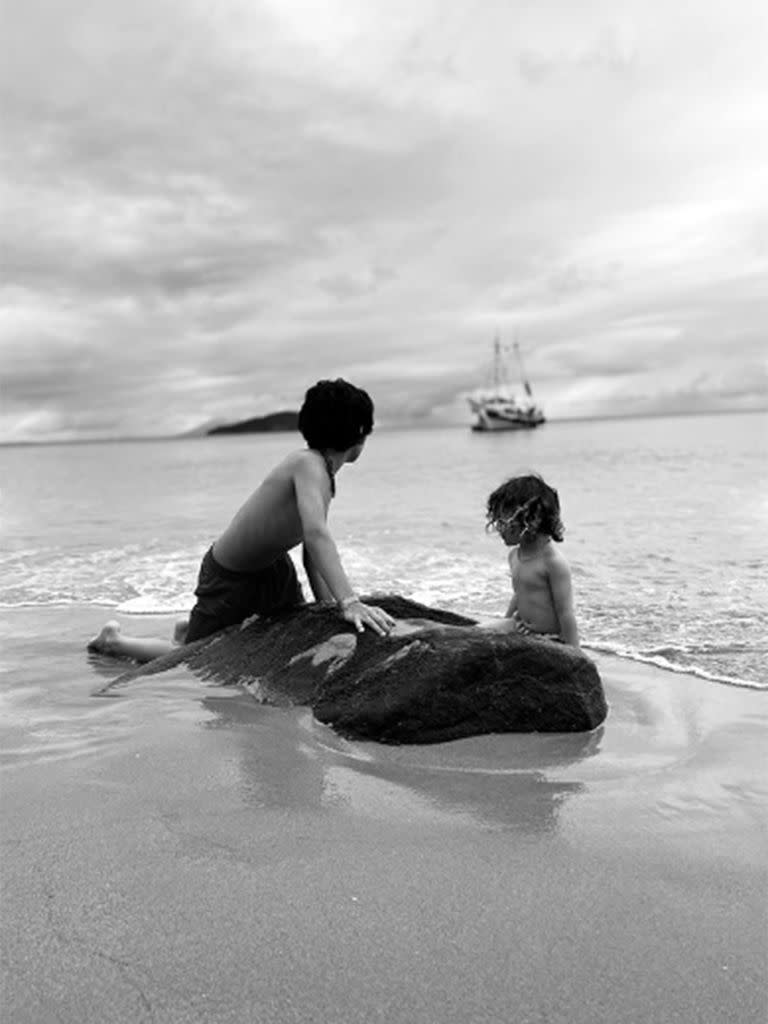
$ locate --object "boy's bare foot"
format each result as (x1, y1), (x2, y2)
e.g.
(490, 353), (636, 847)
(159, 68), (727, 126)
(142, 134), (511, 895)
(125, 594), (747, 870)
(87, 620), (122, 654)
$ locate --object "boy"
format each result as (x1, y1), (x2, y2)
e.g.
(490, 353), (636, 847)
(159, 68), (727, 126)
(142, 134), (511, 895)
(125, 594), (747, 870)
(89, 379), (395, 661)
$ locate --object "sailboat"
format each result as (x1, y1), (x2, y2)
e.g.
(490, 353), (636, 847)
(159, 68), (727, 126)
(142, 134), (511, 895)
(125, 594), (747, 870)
(468, 336), (546, 432)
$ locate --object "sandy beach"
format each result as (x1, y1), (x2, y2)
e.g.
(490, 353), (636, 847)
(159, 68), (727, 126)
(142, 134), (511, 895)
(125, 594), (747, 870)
(1, 607), (766, 1023)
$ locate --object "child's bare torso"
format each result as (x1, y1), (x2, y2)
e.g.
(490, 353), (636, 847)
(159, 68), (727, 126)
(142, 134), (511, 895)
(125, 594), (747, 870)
(510, 544), (564, 634)
(212, 450), (332, 572)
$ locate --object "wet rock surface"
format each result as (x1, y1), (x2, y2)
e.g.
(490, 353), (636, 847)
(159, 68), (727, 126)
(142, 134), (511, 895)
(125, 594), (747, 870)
(98, 595), (607, 744)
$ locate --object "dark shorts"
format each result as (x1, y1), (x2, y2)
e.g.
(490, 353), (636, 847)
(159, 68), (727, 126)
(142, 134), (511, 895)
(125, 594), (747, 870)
(185, 546), (305, 643)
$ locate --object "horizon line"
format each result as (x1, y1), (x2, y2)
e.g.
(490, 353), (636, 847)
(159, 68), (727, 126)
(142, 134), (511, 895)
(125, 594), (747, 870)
(0, 406), (765, 448)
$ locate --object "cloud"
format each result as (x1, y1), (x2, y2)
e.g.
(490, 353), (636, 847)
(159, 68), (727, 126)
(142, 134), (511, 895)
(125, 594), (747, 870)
(2, 0), (767, 440)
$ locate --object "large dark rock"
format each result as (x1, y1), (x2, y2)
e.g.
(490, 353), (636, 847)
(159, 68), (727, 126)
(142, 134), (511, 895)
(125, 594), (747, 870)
(97, 595), (607, 744)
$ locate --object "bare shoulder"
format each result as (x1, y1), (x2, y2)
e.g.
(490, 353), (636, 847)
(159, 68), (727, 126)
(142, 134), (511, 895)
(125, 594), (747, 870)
(249, 450), (319, 498)
(543, 543), (571, 577)
(269, 449), (323, 481)
(284, 448), (333, 502)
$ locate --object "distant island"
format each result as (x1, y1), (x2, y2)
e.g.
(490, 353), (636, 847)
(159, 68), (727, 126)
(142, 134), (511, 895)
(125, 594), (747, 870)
(206, 410), (299, 435)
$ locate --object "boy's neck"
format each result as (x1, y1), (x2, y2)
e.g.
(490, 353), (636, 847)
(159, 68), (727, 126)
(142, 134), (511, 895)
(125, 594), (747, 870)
(517, 536), (551, 560)
(320, 449), (348, 474)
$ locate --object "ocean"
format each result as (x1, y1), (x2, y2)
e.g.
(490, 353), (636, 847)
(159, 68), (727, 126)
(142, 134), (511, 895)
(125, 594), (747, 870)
(2, 411), (765, 692)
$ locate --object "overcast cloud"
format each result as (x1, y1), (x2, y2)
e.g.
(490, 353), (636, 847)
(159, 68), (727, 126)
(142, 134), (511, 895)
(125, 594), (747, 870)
(1, 0), (766, 440)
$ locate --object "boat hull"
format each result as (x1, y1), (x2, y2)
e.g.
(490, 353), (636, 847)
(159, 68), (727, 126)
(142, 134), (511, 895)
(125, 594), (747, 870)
(470, 406), (546, 431)
(471, 418), (542, 431)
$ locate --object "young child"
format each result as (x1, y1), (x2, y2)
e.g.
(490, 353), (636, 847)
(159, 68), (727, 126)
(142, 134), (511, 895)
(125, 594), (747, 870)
(88, 379), (396, 662)
(484, 473), (579, 648)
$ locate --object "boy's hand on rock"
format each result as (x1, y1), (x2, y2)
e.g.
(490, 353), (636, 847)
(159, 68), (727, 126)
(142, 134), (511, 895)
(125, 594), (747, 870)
(341, 600), (396, 636)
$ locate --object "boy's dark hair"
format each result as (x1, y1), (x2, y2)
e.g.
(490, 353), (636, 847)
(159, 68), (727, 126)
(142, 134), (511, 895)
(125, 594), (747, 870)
(298, 378), (374, 452)
(486, 473), (565, 542)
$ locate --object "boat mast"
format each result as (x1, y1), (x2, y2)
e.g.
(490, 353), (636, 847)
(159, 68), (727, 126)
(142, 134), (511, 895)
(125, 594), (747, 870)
(513, 340), (533, 397)
(493, 334), (502, 391)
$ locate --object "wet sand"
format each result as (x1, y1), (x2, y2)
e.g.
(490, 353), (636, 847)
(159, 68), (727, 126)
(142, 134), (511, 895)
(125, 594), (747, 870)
(1, 608), (766, 1023)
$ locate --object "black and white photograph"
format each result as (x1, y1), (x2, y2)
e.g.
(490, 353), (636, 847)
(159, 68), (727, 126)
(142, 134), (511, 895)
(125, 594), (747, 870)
(1, 2), (766, 1022)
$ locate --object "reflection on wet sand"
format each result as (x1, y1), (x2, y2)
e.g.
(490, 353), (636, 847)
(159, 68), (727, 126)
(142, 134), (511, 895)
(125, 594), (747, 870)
(201, 692), (603, 835)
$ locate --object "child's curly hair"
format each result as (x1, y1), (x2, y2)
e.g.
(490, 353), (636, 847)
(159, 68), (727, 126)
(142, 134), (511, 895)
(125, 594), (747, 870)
(486, 473), (565, 542)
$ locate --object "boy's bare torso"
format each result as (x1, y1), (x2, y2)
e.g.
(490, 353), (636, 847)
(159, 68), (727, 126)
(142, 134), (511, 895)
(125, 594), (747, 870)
(213, 450), (332, 572)
(510, 544), (564, 634)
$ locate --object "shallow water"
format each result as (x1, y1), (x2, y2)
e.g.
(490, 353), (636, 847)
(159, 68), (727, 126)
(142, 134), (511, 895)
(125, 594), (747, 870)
(1, 411), (766, 687)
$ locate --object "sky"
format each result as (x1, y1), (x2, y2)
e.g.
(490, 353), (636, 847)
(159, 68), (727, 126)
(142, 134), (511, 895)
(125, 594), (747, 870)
(1, 0), (767, 441)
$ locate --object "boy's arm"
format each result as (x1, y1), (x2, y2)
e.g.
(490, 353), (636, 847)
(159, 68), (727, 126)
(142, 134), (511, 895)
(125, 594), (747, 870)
(294, 458), (394, 636)
(302, 546), (334, 602)
(547, 557), (580, 648)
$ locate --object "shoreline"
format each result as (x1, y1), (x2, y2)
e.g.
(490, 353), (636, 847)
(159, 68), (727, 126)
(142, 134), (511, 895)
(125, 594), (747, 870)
(3, 601), (765, 691)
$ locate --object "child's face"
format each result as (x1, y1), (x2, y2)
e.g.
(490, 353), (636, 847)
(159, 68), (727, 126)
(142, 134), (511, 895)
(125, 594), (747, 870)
(495, 513), (523, 546)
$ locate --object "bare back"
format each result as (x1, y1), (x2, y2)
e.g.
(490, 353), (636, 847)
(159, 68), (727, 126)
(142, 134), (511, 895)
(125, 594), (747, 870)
(510, 543), (566, 634)
(212, 449), (333, 572)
